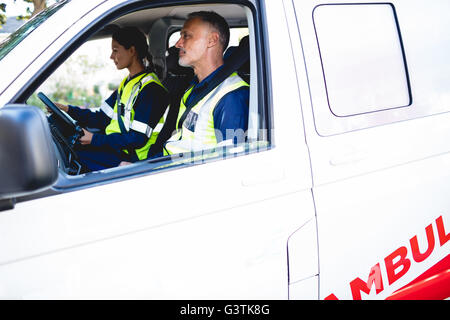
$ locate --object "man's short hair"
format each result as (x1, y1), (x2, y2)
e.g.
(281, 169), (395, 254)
(187, 11), (230, 52)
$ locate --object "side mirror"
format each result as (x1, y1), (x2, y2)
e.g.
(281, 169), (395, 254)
(0, 105), (58, 210)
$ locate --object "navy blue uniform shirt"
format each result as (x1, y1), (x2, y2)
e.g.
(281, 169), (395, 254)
(184, 65), (249, 143)
(67, 72), (169, 171)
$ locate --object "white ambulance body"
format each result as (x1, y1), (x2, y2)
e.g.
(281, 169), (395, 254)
(0, 0), (448, 299)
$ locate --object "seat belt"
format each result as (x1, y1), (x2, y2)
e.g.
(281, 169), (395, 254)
(116, 75), (147, 162)
(115, 102), (138, 162)
(177, 38), (250, 130)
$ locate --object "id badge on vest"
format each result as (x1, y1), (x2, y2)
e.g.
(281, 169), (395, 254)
(184, 111), (198, 132)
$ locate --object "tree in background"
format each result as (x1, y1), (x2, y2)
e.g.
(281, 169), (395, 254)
(0, 0), (122, 112)
(26, 0), (47, 17)
(0, 3), (6, 26)
(0, 0), (47, 27)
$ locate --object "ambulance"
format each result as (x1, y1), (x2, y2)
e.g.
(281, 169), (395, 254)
(0, 0), (448, 300)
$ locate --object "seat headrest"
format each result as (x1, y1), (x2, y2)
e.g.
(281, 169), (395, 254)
(239, 35), (249, 48)
(166, 46), (194, 77)
(237, 35), (249, 71)
(224, 46), (237, 60)
(222, 35), (250, 83)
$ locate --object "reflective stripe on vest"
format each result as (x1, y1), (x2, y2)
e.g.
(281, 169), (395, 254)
(102, 72), (168, 160)
(165, 72), (248, 155)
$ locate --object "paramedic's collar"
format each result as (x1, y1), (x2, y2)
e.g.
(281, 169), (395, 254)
(185, 64), (225, 106)
(124, 70), (147, 86)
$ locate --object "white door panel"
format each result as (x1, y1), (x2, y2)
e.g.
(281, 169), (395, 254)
(287, 0), (450, 299)
(0, 153), (312, 298)
(315, 153), (450, 299)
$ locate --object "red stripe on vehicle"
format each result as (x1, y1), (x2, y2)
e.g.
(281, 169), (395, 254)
(386, 254), (450, 300)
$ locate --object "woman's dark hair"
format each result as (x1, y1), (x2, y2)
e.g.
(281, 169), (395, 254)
(112, 26), (154, 69)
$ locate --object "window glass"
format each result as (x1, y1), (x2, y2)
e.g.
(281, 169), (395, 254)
(313, 4), (410, 116)
(0, 0), (68, 61)
(28, 38), (127, 113)
(22, 4), (262, 180)
(168, 27), (249, 49)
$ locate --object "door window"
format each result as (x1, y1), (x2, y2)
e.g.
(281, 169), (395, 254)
(313, 4), (411, 117)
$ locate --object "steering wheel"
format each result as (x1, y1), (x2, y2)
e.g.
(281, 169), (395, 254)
(37, 92), (84, 145)
(38, 92), (85, 174)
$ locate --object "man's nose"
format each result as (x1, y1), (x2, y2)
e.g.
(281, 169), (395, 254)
(175, 37), (182, 48)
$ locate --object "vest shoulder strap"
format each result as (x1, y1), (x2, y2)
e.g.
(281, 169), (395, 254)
(177, 39), (250, 129)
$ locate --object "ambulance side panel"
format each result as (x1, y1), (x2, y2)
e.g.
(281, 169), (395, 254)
(286, 0), (450, 299)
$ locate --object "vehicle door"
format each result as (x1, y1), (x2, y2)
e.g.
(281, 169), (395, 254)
(0, 0), (314, 299)
(286, 0), (450, 299)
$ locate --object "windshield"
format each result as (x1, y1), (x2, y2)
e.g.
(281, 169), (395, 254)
(0, 0), (69, 61)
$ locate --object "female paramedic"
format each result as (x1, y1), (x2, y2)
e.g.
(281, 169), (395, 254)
(53, 26), (169, 172)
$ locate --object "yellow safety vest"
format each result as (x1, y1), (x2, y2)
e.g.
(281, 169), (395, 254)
(164, 72), (248, 155)
(101, 72), (167, 160)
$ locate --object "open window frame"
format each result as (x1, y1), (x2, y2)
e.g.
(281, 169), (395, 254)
(11, 0), (271, 197)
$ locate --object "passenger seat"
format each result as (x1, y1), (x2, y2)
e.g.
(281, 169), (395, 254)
(147, 46), (194, 157)
(223, 35), (250, 84)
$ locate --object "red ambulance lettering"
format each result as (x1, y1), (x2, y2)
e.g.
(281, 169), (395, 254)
(350, 263), (384, 300)
(324, 215), (448, 299)
(384, 246), (411, 286)
(410, 223), (435, 263)
(436, 215), (450, 246)
(324, 293), (339, 300)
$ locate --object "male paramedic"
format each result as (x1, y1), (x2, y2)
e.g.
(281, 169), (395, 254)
(163, 11), (249, 155)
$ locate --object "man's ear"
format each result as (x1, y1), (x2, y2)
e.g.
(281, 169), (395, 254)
(207, 31), (220, 48)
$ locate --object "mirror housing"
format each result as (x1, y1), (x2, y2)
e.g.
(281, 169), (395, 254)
(0, 105), (58, 206)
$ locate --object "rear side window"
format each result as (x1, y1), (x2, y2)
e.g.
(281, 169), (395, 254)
(313, 3), (411, 117)
(168, 27), (249, 49)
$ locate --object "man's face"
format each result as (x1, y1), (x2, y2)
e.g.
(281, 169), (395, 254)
(175, 17), (212, 68)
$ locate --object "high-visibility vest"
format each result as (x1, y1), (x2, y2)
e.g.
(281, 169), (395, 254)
(164, 72), (249, 155)
(101, 72), (168, 160)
